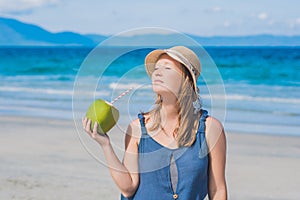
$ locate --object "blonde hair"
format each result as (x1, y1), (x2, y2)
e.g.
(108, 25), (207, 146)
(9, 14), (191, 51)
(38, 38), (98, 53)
(144, 63), (201, 147)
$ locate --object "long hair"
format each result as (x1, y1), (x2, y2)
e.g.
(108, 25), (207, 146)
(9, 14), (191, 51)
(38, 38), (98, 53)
(144, 61), (201, 147)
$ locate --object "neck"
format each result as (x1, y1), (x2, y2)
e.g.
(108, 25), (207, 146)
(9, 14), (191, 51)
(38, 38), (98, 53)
(160, 94), (179, 120)
(159, 95), (179, 139)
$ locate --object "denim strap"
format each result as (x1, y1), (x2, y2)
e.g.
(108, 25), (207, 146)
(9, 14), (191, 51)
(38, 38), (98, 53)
(197, 109), (208, 134)
(197, 109), (209, 158)
(138, 113), (147, 136)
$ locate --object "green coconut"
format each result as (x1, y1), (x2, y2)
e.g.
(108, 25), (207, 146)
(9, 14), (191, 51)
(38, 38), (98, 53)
(85, 99), (119, 134)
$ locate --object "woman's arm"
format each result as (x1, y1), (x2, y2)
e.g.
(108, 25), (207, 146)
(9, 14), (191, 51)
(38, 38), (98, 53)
(205, 117), (227, 200)
(82, 118), (140, 198)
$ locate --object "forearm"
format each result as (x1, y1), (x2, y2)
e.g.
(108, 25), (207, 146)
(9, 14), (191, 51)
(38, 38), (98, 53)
(208, 188), (227, 200)
(101, 144), (137, 196)
(82, 118), (138, 197)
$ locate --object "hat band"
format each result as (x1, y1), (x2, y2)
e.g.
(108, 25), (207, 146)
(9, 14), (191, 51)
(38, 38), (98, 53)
(164, 49), (197, 77)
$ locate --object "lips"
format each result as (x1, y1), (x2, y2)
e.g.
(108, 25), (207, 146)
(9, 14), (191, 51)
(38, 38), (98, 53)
(153, 80), (164, 83)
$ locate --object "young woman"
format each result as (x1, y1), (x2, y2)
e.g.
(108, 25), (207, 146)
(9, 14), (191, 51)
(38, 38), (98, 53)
(83, 46), (227, 200)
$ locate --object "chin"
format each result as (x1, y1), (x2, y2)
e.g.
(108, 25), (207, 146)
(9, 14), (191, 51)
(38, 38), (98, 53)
(153, 84), (166, 93)
(152, 85), (177, 97)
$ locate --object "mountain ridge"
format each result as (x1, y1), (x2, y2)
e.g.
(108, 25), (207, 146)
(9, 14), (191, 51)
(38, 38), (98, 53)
(1, 17), (300, 46)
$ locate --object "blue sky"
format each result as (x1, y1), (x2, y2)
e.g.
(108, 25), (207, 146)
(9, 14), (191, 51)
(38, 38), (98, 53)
(0, 0), (300, 36)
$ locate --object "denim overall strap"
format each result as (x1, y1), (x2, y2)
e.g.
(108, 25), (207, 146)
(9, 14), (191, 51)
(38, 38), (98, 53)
(137, 113), (148, 155)
(197, 109), (209, 158)
(137, 113), (147, 136)
(198, 109), (208, 134)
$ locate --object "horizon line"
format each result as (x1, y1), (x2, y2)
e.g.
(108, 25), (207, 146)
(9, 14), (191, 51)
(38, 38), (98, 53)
(1, 16), (300, 37)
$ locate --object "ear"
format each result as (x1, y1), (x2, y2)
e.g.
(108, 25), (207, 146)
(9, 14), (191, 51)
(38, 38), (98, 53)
(158, 94), (163, 103)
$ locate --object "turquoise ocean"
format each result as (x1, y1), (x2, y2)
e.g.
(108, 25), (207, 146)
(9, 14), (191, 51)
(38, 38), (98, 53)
(1, 46), (300, 136)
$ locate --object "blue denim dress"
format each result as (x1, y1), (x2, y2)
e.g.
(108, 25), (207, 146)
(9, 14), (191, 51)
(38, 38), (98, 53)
(121, 110), (209, 200)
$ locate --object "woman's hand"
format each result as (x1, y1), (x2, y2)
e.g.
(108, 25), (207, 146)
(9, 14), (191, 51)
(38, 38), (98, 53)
(82, 117), (110, 147)
(83, 117), (140, 197)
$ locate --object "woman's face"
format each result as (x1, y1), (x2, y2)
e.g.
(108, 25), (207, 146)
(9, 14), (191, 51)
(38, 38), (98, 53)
(151, 54), (183, 97)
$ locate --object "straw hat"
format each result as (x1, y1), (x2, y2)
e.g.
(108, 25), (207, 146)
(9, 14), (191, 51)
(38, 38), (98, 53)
(145, 46), (201, 93)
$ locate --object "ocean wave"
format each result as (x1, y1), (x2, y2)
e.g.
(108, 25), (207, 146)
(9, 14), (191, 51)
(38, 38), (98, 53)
(0, 105), (72, 120)
(1, 74), (74, 81)
(2, 85), (299, 105)
(107, 83), (300, 104)
(0, 86), (73, 95)
(109, 82), (152, 90)
(201, 94), (300, 104)
(0, 86), (109, 96)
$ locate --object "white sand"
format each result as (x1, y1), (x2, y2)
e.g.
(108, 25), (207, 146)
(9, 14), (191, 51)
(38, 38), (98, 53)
(0, 116), (299, 199)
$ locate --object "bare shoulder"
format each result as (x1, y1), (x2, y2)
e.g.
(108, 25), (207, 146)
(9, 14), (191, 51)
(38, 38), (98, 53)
(124, 118), (142, 149)
(127, 118), (142, 138)
(205, 116), (226, 151)
(205, 116), (224, 132)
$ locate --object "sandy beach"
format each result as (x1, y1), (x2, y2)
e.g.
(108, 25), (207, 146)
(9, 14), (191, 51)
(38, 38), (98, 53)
(1, 115), (300, 200)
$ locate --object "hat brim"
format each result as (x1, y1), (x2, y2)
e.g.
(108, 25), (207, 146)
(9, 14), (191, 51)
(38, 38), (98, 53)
(145, 49), (198, 93)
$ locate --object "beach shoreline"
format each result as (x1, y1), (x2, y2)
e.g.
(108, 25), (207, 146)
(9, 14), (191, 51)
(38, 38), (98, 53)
(1, 115), (300, 199)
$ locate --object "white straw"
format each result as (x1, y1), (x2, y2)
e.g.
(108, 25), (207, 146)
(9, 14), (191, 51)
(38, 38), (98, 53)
(111, 87), (134, 104)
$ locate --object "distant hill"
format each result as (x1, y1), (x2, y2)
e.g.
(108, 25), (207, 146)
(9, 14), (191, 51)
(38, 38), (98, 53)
(0, 17), (97, 46)
(1, 17), (300, 46)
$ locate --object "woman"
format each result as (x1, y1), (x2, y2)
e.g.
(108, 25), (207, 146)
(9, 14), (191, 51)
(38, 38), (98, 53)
(83, 46), (227, 199)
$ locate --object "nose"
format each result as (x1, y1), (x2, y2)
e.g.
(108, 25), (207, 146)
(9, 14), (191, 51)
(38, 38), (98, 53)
(154, 67), (163, 76)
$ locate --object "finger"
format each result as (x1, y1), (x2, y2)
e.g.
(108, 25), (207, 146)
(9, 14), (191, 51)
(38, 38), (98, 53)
(92, 121), (98, 135)
(86, 119), (92, 132)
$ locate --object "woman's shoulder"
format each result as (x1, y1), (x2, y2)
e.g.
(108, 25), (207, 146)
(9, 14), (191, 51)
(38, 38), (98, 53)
(204, 116), (226, 151)
(126, 113), (149, 140)
(126, 113), (151, 143)
(127, 118), (141, 137)
(123, 118), (142, 149)
(205, 116), (224, 130)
